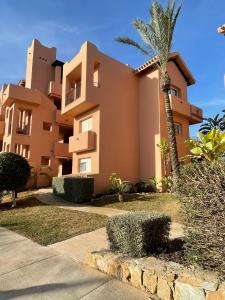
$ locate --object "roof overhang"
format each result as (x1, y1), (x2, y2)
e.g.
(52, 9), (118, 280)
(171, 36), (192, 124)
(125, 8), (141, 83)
(134, 52), (196, 86)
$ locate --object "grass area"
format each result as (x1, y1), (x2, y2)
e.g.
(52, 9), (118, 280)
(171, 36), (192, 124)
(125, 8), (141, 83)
(91, 193), (184, 224)
(0, 193), (107, 245)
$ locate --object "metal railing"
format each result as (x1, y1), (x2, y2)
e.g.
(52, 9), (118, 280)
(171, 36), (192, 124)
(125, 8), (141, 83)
(16, 123), (30, 135)
(65, 84), (81, 106)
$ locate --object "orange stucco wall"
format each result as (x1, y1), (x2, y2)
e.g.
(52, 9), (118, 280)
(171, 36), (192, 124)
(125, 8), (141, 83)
(0, 39), (202, 192)
(62, 42), (202, 193)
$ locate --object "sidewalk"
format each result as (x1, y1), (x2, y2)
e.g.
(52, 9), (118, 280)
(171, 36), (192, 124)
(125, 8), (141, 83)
(0, 227), (149, 300)
(34, 188), (128, 217)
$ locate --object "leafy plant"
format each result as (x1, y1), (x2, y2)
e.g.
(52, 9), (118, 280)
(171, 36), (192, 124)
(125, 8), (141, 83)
(157, 138), (170, 176)
(0, 152), (31, 207)
(161, 176), (173, 193)
(199, 113), (225, 134)
(109, 173), (126, 202)
(116, 0), (182, 184)
(185, 129), (225, 161)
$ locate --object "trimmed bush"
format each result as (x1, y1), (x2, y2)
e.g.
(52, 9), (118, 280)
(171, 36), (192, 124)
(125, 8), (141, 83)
(106, 212), (171, 257)
(135, 181), (155, 193)
(178, 161), (225, 278)
(52, 176), (94, 203)
(0, 152), (31, 191)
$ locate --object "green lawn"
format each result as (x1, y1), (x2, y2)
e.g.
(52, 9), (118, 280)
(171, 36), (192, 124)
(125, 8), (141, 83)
(91, 193), (184, 223)
(0, 193), (107, 245)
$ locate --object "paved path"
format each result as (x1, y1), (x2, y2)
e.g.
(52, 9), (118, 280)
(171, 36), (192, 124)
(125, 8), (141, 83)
(0, 227), (149, 300)
(34, 188), (127, 217)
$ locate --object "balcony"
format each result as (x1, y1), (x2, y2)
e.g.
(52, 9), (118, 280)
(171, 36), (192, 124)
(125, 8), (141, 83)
(2, 84), (41, 107)
(190, 104), (203, 124)
(170, 95), (191, 117)
(48, 81), (62, 99)
(69, 131), (95, 153)
(56, 110), (73, 126)
(54, 142), (72, 158)
(65, 84), (81, 106)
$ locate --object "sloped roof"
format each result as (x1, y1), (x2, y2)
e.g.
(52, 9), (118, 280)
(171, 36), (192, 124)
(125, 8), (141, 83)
(134, 52), (196, 86)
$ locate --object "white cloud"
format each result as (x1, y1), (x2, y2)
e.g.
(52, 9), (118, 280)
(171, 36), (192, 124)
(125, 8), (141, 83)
(198, 98), (225, 107)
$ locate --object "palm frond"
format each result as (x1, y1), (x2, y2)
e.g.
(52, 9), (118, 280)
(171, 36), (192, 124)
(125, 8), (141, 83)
(115, 37), (150, 56)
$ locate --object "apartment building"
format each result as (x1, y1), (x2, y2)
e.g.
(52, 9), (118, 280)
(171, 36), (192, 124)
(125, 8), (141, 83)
(0, 39), (73, 187)
(0, 39), (202, 192)
(61, 42), (202, 193)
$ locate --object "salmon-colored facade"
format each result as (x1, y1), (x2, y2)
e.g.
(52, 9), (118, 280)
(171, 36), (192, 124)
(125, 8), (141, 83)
(0, 39), (202, 192)
(0, 39), (73, 187)
(62, 41), (202, 193)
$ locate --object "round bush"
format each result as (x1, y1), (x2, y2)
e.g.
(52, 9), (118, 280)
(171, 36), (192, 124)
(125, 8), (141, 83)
(0, 152), (31, 191)
(135, 181), (155, 193)
(121, 181), (135, 193)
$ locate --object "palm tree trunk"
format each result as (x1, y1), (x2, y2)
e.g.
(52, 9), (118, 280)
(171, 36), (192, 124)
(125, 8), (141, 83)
(163, 90), (180, 181)
(160, 72), (180, 185)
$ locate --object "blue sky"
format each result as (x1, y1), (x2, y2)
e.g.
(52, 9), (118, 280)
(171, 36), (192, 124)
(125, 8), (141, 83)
(0, 0), (225, 136)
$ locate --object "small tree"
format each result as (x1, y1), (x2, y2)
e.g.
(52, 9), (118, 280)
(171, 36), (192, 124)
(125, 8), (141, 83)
(0, 152), (31, 207)
(157, 138), (170, 176)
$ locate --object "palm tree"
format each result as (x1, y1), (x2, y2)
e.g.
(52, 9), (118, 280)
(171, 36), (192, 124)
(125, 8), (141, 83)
(199, 113), (225, 134)
(116, 0), (182, 184)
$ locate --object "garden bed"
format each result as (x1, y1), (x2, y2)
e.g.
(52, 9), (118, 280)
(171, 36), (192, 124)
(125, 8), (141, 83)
(91, 193), (184, 224)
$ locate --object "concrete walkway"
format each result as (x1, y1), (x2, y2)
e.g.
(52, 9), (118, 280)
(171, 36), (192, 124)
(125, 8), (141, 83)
(0, 227), (149, 300)
(34, 188), (127, 217)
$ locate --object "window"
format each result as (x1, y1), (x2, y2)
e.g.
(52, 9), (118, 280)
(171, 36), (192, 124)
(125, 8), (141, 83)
(41, 156), (50, 166)
(174, 123), (182, 136)
(93, 62), (100, 87)
(169, 87), (179, 97)
(81, 117), (92, 133)
(8, 108), (13, 136)
(15, 144), (30, 159)
(43, 122), (52, 131)
(79, 158), (91, 173)
(17, 109), (32, 135)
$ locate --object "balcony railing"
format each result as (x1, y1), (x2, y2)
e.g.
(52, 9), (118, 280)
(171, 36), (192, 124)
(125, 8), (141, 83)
(66, 84), (81, 106)
(16, 123), (30, 135)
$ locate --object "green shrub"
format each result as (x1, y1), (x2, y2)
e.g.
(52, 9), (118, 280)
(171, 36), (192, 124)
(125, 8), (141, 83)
(135, 181), (155, 193)
(106, 212), (171, 257)
(178, 161), (225, 278)
(0, 152), (31, 191)
(52, 176), (94, 203)
(121, 181), (135, 193)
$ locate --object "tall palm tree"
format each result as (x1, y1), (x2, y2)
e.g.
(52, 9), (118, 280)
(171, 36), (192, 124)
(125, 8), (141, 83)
(116, 0), (182, 184)
(199, 114), (225, 134)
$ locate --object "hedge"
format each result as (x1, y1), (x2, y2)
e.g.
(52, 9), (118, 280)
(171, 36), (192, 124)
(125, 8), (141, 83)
(52, 176), (94, 203)
(178, 160), (225, 278)
(106, 212), (171, 257)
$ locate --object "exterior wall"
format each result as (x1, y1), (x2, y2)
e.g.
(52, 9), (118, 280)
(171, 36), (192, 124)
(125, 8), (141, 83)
(25, 39), (56, 95)
(1, 39), (73, 188)
(0, 39), (202, 192)
(65, 42), (140, 192)
(138, 69), (162, 183)
(62, 42), (202, 193)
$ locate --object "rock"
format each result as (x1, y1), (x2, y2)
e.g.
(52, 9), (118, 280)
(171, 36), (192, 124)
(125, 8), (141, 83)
(129, 265), (142, 288)
(143, 271), (157, 294)
(107, 255), (121, 278)
(157, 276), (172, 300)
(121, 262), (131, 282)
(202, 281), (218, 292)
(174, 281), (205, 300)
(206, 290), (225, 300)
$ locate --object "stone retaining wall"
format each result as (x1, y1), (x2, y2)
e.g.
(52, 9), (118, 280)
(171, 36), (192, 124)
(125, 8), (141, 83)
(85, 251), (225, 300)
